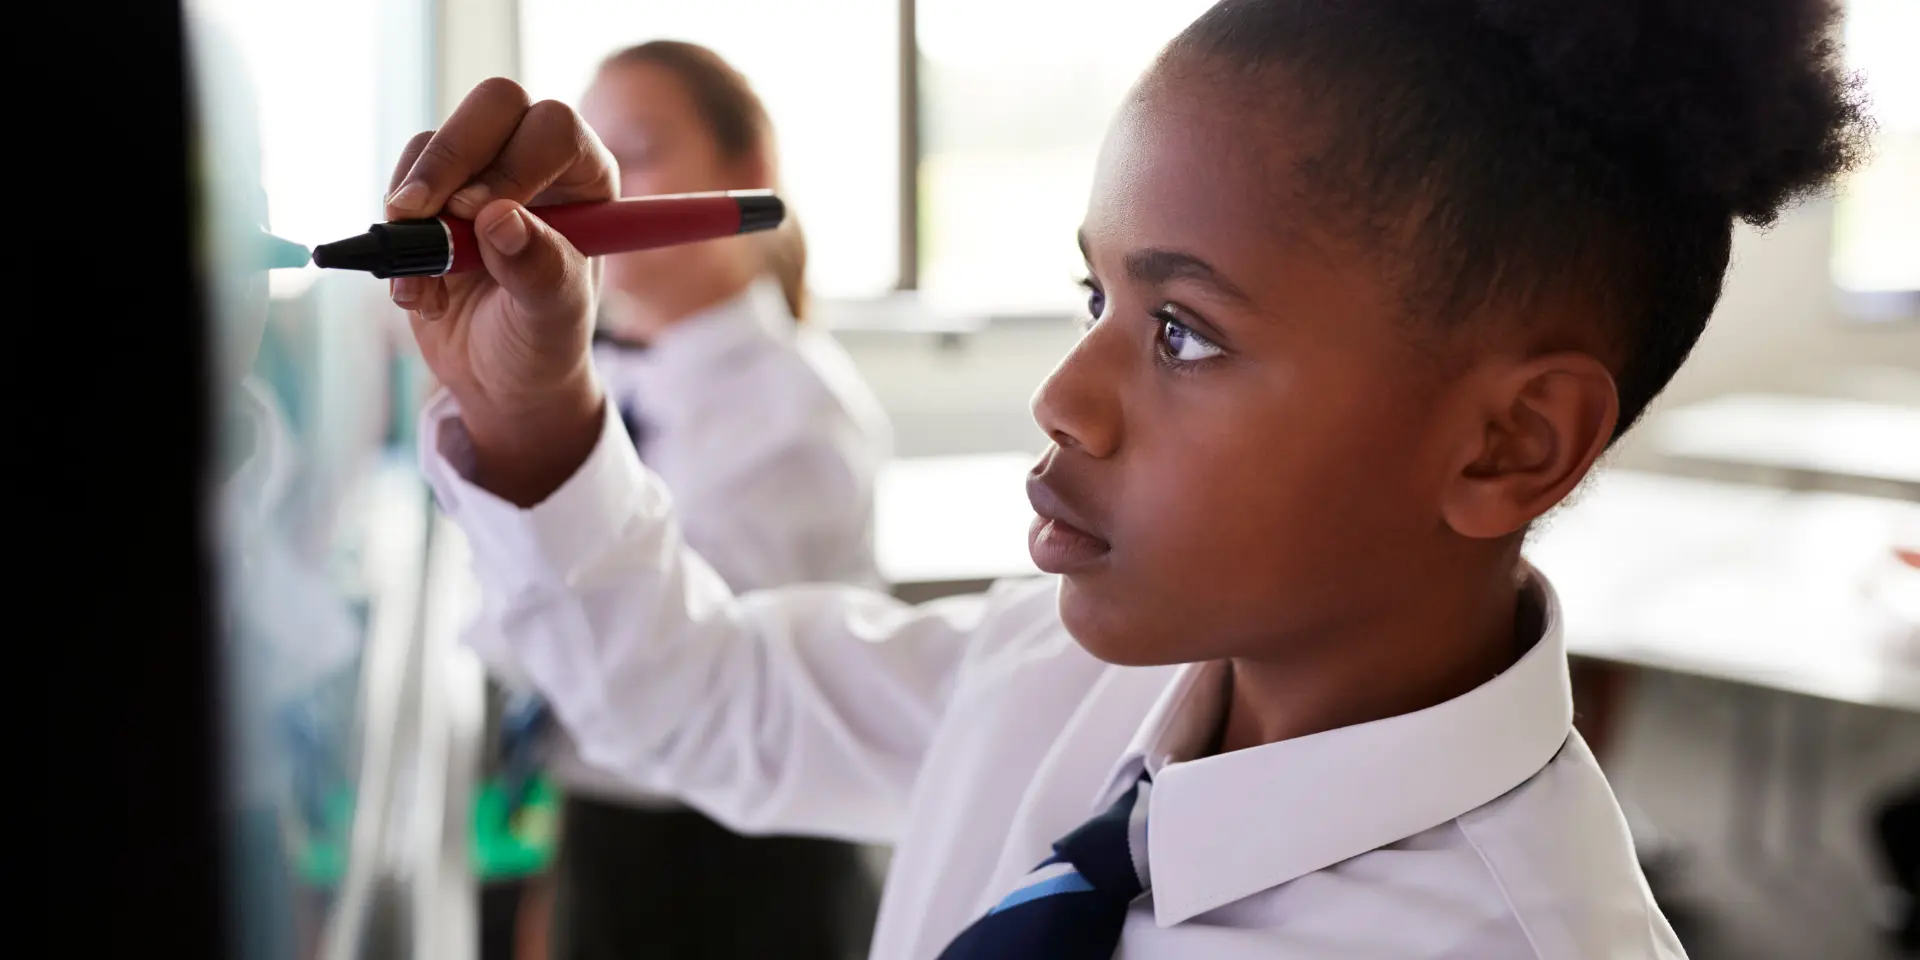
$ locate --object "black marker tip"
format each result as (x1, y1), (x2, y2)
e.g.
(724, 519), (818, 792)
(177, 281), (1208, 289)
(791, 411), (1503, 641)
(311, 232), (384, 272)
(736, 194), (785, 234)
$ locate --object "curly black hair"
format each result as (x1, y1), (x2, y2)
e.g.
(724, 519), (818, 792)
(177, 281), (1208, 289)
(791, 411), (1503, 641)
(1168, 0), (1872, 438)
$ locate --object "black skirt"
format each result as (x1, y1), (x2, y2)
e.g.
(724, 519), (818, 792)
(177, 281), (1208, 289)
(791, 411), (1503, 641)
(549, 794), (881, 960)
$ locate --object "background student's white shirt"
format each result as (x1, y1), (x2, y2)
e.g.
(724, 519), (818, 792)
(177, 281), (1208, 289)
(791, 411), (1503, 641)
(424, 397), (1687, 960)
(547, 277), (893, 803)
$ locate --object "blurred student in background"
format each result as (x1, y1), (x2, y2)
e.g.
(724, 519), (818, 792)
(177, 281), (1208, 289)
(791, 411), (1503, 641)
(492, 40), (890, 960)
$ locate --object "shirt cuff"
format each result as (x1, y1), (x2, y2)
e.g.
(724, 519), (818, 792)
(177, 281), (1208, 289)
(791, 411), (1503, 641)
(416, 388), (668, 595)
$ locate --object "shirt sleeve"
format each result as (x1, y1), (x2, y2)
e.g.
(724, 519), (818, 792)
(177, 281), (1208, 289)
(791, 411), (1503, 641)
(419, 390), (981, 843)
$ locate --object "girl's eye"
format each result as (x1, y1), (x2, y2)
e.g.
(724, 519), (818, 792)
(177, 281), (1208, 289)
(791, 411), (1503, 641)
(1078, 278), (1106, 326)
(1158, 312), (1223, 363)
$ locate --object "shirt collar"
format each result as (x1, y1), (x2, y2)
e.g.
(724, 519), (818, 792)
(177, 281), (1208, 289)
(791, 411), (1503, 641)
(1102, 563), (1573, 927)
(594, 277), (793, 415)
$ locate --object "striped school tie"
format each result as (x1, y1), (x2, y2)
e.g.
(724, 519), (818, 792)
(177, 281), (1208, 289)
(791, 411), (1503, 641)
(937, 774), (1152, 960)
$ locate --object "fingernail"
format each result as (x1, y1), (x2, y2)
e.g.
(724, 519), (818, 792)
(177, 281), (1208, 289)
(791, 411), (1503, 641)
(449, 183), (492, 215)
(392, 277), (421, 305)
(388, 180), (429, 213)
(485, 208), (530, 256)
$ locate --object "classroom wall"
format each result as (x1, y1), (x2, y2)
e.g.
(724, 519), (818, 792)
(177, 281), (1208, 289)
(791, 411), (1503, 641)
(438, 0), (519, 116)
(1610, 197), (1920, 469)
(839, 198), (1920, 461)
(834, 323), (1072, 457)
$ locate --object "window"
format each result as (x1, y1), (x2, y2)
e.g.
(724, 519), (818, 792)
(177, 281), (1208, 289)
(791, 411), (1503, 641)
(519, 0), (902, 301)
(915, 0), (1216, 318)
(519, 0), (1215, 320)
(1832, 0), (1919, 311)
(195, 0), (432, 302)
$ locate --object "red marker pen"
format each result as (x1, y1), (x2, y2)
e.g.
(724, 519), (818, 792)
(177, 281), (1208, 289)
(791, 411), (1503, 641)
(311, 190), (783, 278)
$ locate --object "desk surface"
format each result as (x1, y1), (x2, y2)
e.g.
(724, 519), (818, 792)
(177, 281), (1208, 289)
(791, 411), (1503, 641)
(1649, 393), (1920, 490)
(1528, 470), (1919, 711)
(875, 454), (1920, 711)
(876, 452), (1039, 587)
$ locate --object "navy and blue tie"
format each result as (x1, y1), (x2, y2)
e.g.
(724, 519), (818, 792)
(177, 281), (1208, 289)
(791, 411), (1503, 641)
(938, 774), (1153, 960)
(617, 398), (647, 450)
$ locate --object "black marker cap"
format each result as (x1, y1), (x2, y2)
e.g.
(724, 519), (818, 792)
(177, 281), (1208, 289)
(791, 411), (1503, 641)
(312, 218), (452, 279)
(736, 194), (785, 234)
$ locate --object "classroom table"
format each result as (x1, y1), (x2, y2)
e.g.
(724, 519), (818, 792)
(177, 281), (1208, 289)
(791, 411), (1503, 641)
(1526, 470), (1919, 711)
(1647, 392), (1920, 500)
(1638, 391), (1920, 875)
(875, 452), (1041, 602)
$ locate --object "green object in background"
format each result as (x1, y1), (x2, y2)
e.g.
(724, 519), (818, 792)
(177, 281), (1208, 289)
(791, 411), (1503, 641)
(474, 777), (560, 879)
(292, 776), (559, 885)
(292, 789), (355, 885)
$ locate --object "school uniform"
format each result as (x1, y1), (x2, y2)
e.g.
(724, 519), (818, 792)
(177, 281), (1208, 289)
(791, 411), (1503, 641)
(536, 277), (891, 960)
(423, 379), (1685, 959)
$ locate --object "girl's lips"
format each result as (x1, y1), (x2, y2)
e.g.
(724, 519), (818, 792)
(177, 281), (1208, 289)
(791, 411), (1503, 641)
(1026, 474), (1111, 573)
(1028, 515), (1112, 573)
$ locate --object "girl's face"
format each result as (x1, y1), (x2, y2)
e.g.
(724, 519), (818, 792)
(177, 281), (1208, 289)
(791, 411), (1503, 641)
(1030, 70), (1477, 666)
(580, 62), (764, 298)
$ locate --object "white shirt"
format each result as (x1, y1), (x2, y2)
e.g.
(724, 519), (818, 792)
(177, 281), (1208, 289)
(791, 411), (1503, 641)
(422, 395), (1685, 960)
(550, 278), (893, 802)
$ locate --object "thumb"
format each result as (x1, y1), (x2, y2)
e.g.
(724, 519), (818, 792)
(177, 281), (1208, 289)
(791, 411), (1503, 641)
(472, 198), (590, 322)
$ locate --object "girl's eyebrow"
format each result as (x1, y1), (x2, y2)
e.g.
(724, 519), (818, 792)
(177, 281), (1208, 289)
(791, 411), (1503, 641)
(1078, 230), (1253, 305)
(1124, 249), (1251, 304)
